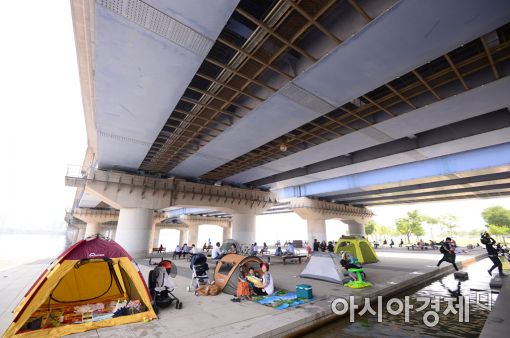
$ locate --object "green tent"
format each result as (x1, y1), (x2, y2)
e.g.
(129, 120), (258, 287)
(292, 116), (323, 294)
(334, 237), (378, 264)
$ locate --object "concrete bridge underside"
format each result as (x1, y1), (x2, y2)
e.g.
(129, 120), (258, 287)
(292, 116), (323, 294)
(67, 0), (510, 256)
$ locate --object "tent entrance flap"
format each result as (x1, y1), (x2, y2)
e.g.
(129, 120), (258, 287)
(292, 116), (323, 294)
(50, 259), (126, 304)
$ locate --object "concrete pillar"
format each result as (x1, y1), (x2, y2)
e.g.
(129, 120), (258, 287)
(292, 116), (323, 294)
(178, 229), (184, 246)
(222, 226), (231, 242)
(77, 227), (86, 241)
(307, 218), (327, 243)
(115, 208), (153, 257)
(232, 213), (256, 245)
(71, 228), (80, 243)
(344, 219), (366, 237)
(110, 228), (117, 241)
(100, 226), (111, 237)
(293, 208), (327, 244)
(84, 222), (100, 238)
(187, 224), (199, 246)
(152, 227), (160, 248)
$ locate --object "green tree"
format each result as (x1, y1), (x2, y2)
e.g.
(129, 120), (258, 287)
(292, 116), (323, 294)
(422, 215), (439, 240)
(488, 224), (509, 244)
(482, 206), (510, 228)
(437, 215), (458, 237)
(467, 228), (486, 237)
(396, 210), (426, 243)
(376, 225), (395, 239)
(365, 220), (376, 239)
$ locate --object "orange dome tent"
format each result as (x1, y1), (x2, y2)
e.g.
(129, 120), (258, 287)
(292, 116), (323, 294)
(3, 235), (157, 337)
(214, 254), (263, 295)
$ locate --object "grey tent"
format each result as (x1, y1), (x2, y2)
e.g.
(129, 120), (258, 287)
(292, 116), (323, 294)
(300, 252), (344, 283)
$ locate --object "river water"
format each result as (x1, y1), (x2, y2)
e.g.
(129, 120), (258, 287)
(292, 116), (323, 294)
(306, 258), (498, 337)
(0, 233), (66, 269)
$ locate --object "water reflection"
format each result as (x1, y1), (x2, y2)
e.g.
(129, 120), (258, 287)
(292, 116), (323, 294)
(308, 259), (498, 338)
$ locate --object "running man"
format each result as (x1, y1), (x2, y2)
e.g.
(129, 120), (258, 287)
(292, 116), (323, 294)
(437, 237), (458, 271)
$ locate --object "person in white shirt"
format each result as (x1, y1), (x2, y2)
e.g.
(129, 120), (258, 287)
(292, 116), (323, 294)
(191, 244), (198, 255)
(211, 242), (222, 259)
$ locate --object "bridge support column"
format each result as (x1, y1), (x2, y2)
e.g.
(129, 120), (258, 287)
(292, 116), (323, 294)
(293, 208), (327, 244)
(77, 227), (86, 242)
(343, 219), (367, 237)
(71, 227), (80, 243)
(178, 229), (184, 246)
(116, 208), (153, 258)
(110, 227), (117, 240)
(152, 226), (160, 248)
(186, 224), (199, 246)
(223, 225), (231, 242)
(232, 213), (256, 245)
(306, 218), (327, 244)
(84, 222), (99, 238)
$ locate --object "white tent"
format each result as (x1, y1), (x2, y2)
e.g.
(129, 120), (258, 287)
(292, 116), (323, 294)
(300, 252), (344, 283)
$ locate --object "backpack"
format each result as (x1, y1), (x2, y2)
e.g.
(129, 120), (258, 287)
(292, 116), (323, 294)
(439, 245), (447, 254)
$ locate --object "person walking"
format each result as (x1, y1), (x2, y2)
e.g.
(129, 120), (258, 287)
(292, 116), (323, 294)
(481, 232), (507, 277)
(437, 237), (458, 271)
(313, 239), (319, 252)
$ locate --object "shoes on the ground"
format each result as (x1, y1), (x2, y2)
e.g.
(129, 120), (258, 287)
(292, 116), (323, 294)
(230, 297), (241, 302)
(500, 273), (508, 277)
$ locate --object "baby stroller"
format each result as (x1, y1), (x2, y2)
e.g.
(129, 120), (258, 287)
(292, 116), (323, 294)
(148, 260), (182, 313)
(187, 253), (210, 293)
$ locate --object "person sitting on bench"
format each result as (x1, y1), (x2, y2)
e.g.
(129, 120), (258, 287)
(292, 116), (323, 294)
(181, 243), (190, 258)
(173, 244), (181, 259)
(285, 242), (295, 255)
(274, 245), (282, 256)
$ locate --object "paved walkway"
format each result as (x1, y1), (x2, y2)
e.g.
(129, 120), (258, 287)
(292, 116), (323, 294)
(0, 248), (487, 337)
(480, 271), (509, 337)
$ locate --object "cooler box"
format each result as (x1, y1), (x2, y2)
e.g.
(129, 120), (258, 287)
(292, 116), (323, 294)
(296, 284), (313, 299)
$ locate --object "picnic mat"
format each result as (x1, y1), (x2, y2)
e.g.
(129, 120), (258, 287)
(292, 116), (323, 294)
(252, 290), (314, 310)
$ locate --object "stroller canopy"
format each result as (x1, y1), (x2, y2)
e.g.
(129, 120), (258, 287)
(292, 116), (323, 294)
(214, 254), (263, 295)
(4, 235), (156, 338)
(190, 253), (208, 267)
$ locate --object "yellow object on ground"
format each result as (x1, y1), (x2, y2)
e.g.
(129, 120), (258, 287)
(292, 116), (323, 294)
(247, 276), (263, 288)
(3, 235), (157, 338)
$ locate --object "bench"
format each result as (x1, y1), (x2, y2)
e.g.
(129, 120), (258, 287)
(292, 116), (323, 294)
(147, 252), (171, 265)
(152, 247), (166, 253)
(406, 244), (432, 251)
(171, 251), (192, 260)
(265, 255), (307, 265)
(283, 255), (307, 265)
